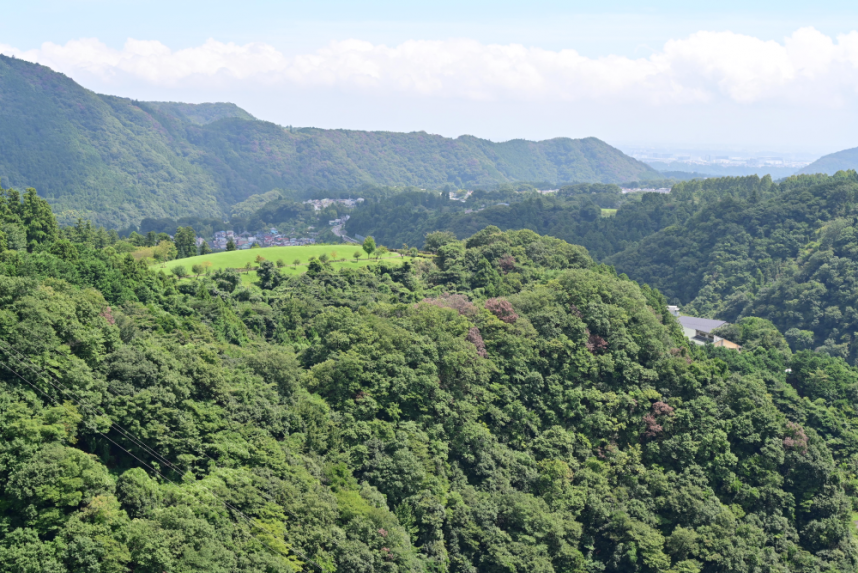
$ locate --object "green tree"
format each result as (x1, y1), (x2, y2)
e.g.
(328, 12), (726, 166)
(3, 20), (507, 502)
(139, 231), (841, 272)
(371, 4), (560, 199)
(424, 231), (457, 252)
(128, 231), (145, 246)
(362, 236), (376, 259)
(153, 240), (177, 262)
(171, 265), (187, 279)
(257, 260), (283, 290)
(49, 239), (79, 261)
(174, 226), (196, 259)
(292, 258), (300, 269)
(199, 240), (212, 255)
(226, 238), (236, 251)
(21, 188), (58, 248)
(375, 245), (388, 260)
(276, 259), (285, 268)
(191, 264), (204, 276)
(353, 251), (361, 262)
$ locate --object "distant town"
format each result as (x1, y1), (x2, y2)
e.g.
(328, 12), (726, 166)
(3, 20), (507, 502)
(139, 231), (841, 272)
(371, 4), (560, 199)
(197, 198), (366, 250)
(303, 198), (364, 210)
(208, 229), (318, 250)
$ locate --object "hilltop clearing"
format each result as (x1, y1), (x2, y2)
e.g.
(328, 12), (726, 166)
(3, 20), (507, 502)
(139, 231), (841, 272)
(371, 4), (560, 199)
(160, 244), (419, 283)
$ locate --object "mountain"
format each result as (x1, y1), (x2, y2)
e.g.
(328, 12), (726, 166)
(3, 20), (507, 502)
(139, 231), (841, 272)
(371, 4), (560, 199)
(798, 146), (858, 175)
(0, 55), (657, 228)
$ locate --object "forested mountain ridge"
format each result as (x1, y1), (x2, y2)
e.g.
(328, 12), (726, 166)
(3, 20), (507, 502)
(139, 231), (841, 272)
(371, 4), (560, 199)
(0, 186), (857, 571)
(0, 55), (657, 228)
(605, 171), (858, 361)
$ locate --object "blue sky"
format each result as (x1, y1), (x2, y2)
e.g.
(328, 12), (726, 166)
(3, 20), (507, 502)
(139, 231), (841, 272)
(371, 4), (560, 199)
(4, 1), (858, 155)
(7, 1), (858, 54)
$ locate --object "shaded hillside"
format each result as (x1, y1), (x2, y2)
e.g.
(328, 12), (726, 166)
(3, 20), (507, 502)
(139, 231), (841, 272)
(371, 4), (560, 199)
(0, 55), (657, 227)
(0, 56), (225, 227)
(606, 171), (858, 360)
(799, 146), (858, 175)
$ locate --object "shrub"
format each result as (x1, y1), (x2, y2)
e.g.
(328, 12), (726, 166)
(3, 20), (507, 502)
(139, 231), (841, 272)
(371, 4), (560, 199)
(422, 293), (478, 318)
(485, 298), (518, 323)
(466, 327), (488, 357)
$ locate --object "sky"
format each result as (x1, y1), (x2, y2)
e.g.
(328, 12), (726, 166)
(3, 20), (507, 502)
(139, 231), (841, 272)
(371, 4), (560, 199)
(3, 0), (858, 157)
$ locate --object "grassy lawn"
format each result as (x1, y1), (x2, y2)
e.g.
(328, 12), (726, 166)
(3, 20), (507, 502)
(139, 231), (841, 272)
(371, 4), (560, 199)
(601, 209), (618, 217)
(156, 245), (418, 282)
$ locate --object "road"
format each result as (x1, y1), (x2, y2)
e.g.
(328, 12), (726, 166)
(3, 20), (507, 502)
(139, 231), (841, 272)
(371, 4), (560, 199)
(332, 224), (359, 243)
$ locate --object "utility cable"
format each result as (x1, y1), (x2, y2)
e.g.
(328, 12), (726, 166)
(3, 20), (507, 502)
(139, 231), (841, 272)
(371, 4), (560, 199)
(0, 341), (325, 572)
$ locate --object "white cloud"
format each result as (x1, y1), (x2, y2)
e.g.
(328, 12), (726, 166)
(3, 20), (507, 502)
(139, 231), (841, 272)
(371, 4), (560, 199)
(4, 28), (858, 106)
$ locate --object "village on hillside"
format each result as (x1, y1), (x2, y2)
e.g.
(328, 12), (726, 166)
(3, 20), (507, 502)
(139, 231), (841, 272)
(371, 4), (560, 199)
(207, 229), (318, 250)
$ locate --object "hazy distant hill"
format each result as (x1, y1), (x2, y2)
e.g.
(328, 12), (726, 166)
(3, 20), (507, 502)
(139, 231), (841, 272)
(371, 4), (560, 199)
(0, 55), (658, 227)
(798, 146), (858, 175)
(646, 160), (798, 179)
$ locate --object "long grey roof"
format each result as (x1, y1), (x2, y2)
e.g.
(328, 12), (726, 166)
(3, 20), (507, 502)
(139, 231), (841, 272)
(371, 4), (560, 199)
(678, 316), (727, 333)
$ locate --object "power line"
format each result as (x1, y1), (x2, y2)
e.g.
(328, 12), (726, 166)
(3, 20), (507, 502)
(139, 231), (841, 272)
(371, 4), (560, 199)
(0, 348), (321, 572)
(0, 341), (325, 572)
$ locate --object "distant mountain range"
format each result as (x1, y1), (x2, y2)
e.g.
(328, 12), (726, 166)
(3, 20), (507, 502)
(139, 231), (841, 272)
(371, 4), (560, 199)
(798, 147), (858, 176)
(0, 55), (658, 227)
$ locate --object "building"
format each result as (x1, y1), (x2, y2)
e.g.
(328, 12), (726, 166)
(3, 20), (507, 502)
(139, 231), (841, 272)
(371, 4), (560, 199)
(677, 316), (726, 345)
(714, 338), (742, 350)
(676, 315), (741, 350)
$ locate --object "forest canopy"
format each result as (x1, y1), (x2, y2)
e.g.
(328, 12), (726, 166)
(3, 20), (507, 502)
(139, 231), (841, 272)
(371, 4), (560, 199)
(0, 183), (856, 572)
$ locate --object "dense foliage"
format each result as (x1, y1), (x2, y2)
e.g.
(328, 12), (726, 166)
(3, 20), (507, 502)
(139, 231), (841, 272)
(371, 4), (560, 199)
(347, 177), (776, 260)
(606, 171), (858, 361)
(1, 185), (857, 572)
(350, 173), (858, 365)
(0, 56), (657, 228)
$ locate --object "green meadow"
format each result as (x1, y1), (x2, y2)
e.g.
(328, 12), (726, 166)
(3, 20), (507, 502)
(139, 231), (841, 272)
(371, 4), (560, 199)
(159, 244), (418, 282)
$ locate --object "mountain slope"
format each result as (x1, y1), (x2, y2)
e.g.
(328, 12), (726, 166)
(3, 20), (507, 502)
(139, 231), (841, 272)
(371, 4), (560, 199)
(605, 171), (858, 359)
(0, 55), (657, 227)
(798, 146), (858, 175)
(0, 57), (225, 227)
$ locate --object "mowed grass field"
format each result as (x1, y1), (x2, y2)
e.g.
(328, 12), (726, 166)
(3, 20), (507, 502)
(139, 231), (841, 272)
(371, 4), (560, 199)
(158, 245), (417, 283)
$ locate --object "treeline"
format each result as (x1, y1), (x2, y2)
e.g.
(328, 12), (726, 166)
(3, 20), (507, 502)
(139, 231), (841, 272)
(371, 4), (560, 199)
(0, 183), (856, 571)
(345, 176), (775, 260)
(346, 172), (858, 364)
